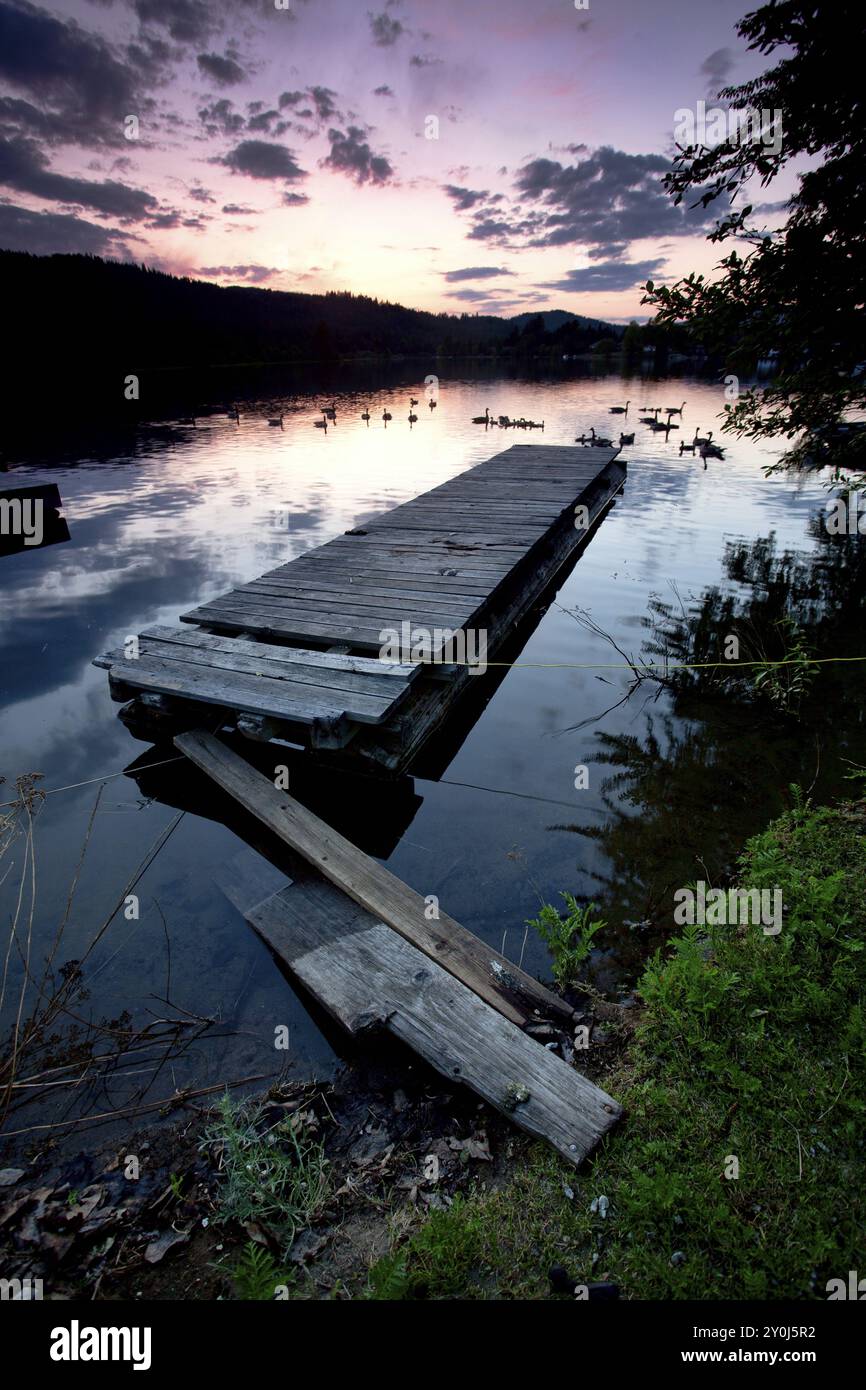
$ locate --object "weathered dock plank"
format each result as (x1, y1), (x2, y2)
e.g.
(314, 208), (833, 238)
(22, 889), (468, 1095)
(248, 876), (622, 1167)
(175, 729), (574, 1031)
(101, 626), (415, 695)
(99, 626), (418, 726)
(110, 654), (396, 724)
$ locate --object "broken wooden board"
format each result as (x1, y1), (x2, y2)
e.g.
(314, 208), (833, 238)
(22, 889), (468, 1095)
(248, 877), (622, 1166)
(174, 729), (574, 1031)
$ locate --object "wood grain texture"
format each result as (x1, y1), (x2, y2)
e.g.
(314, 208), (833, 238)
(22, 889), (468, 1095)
(248, 877), (622, 1166)
(104, 629), (414, 700)
(175, 729), (574, 1030)
(179, 442), (619, 644)
(109, 654), (395, 724)
(343, 457), (628, 773)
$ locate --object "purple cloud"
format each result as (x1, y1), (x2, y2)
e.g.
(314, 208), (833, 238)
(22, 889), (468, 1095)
(221, 139), (306, 181)
(322, 126), (393, 185)
(443, 265), (513, 282)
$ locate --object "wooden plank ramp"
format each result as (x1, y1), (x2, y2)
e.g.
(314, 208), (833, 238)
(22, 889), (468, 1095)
(248, 877), (622, 1167)
(175, 729), (572, 1031)
(172, 729), (622, 1166)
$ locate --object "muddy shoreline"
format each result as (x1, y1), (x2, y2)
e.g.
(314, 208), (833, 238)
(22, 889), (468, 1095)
(0, 997), (631, 1301)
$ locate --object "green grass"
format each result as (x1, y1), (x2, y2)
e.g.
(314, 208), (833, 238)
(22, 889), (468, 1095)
(203, 1095), (330, 1258)
(367, 794), (866, 1299)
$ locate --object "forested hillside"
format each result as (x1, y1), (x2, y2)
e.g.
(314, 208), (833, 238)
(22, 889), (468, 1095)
(2, 251), (619, 372)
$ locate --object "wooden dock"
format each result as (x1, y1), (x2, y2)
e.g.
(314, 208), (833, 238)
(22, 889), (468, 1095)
(97, 443), (625, 773)
(101, 445), (628, 1164)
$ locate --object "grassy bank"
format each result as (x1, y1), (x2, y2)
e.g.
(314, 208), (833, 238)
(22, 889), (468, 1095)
(368, 791), (866, 1299)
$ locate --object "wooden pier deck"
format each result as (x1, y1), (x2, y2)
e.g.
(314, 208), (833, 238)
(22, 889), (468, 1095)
(98, 444), (625, 773)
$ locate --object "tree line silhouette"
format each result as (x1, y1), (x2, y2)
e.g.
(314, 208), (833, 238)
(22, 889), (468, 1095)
(2, 251), (620, 381)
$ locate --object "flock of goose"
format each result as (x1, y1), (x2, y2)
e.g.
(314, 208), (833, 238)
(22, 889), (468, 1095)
(575, 400), (725, 460)
(315, 398), (546, 431)
(214, 395), (724, 459)
(216, 399), (439, 431)
(469, 407), (545, 429)
(317, 397), (439, 429)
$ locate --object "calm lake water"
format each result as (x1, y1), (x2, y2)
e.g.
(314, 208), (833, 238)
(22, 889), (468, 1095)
(0, 365), (857, 1150)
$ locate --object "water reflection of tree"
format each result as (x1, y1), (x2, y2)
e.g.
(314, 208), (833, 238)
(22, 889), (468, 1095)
(557, 527), (866, 980)
(643, 524), (866, 708)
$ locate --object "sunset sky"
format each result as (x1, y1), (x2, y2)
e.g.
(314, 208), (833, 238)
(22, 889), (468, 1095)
(0, 0), (789, 322)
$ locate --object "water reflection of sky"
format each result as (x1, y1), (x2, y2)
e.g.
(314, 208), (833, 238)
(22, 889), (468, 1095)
(0, 370), (832, 1147)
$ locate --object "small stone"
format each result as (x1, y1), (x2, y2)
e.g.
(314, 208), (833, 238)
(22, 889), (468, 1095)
(670, 1250), (685, 1266)
(0, 1169), (25, 1187)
